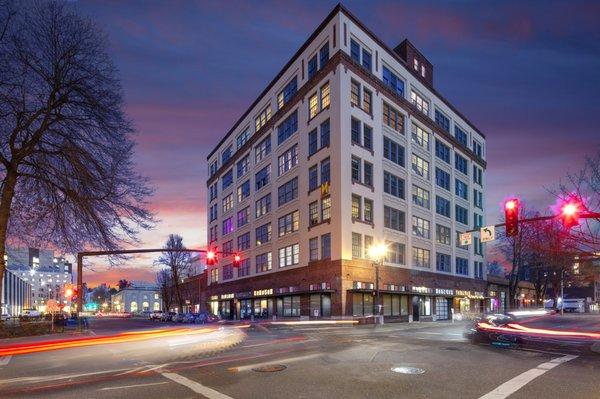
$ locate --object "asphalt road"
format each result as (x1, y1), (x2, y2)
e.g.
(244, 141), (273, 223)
(0, 316), (598, 399)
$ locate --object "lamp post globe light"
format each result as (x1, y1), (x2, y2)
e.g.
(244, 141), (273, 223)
(367, 243), (387, 321)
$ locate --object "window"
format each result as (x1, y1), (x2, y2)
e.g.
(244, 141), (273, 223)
(364, 235), (373, 254)
(435, 139), (450, 163)
(352, 233), (362, 258)
(309, 201), (319, 226)
(256, 252), (272, 273)
(382, 65), (404, 97)
(237, 180), (250, 203)
(350, 39), (360, 63)
(278, 177), (298, 205)
(435, 168), (451, 191)
(455, 153), (468, 175)
(321, 233), (331, 259)
(474, 236), (483, 256)
(413, 58), (419, 71)
(474, 189), (483, 210)
(209, 204), (218, 222)
(456, 257), (469, 275)
(319, 43), (329, 67)
(278, 145), (298, 176)
(321, 158), (330, 184)
(363, 161), (373, 187)
(209, 160), (218, 177)
(321, 196), (331, 221)
(363, 125), (373, 150)
(413, 247), (431, 268)
(277, 76), (297, 109)
(277, 110), (298, 145)
(411, 124), (429, 150)
(209, 183), (218, 202)
(222, 145), (233, 164)
(237, 154), (250, 178)
(385, 242), (406, 265)
(255, 164), (271, 191)
(223, 239), (233, 256)
(455, 126), (468, 147)
(411, 153), (430, 180)
(411, 90), (429, 115)
(351, 80), (360, 107)
(255, 105), (272, 132)
(255, 135), (271, 164)
(308, 54), (317, 79)
(210, 268), (218, 283)
(455, 205), (469, 225)
(436, 224), (451, 245)
(209, 225), (218, 242)
(237, 207), (249, 228)
(255, 194), (271, 218)
(351, 195), (361, 220)
(309, 83), (330, 120)
(436, 253), (451, 272)
(363, 89), (372, 114)
(455, 179), (468, 200)
(384, 171), (405, 199)
(473, 165), (483, 186)
(222, 217), (233, 235)
(309, 129), (318, 156)
(474, 261), (484, 279)
(309, 237), (319, 261)
(222, 193), (233, 213)
(412, 216), (430, 239)
(384, 206), (405, 232)
(320, 119), (330, 148)
(412, 185), (430, 209)
(421, 65), (426, 78)
(238, 258), (251, 277)
(434, 109), (450, 132)
(237, 232), (250, 250)
(473, 140), (483, 158)
(321, 82), (330, 109)
(309, 165), (318, 191)
(474, 213), (483, 229)
(222, 169), (233, 190)
(351, 117), (361, 145)
(351, 156), (361, 182)
(362, 48), (372, 71)
(383, 102), (404, 133)
(278, 211), (299, 237)
(279, 244), (299, 267)
(364, 198), (373, 222)
(236, 128), (250, 149)
(383, 136), (405, 167)
(255, 223), (272, 245)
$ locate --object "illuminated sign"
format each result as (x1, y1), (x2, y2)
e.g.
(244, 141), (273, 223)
(253, 289), (273, 297)
(209, 295), (218, 301)
(411, 286), (433, 294)
(220, 293), (234, 300)
(435, 288), (454, 296)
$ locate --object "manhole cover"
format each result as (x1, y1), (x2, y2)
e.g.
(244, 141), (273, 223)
(253, 364), (287, 372)
(391, 366), (426, 375)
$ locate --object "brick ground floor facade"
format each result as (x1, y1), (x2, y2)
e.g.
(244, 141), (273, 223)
(187, 260), (488, 322)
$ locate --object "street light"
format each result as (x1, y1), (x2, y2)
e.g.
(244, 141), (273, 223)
(367, 243), (387, 320)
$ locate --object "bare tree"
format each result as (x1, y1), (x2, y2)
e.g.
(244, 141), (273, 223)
(0, 1), (154, 303)
(156, 269), (173, 312)
(155, 234), (191, 312)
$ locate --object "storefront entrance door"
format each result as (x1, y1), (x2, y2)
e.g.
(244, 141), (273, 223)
(412, 296), (420, 321)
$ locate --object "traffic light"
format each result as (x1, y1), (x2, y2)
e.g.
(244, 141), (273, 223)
(559, 197), (582, 229)
(206, 248), (217, 265)
(504, 198), (519, 237)
(233, 254), (241, 268)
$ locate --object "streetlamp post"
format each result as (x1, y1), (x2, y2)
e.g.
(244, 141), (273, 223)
(367, 243), (387, 323)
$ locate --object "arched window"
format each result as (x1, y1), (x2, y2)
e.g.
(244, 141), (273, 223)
(130, 301), (138, 312)
(142, 301), (149, 311)
(153, 302), (160, 311)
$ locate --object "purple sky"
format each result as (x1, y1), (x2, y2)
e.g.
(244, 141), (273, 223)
(74, 0), (600, 285)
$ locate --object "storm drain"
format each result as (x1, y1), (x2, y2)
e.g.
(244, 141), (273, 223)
(391, 366), (426, 375)
(253, 364), (287, 372)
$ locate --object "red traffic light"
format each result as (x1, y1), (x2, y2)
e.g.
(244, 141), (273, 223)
(559, 197), (582, 229)
(206, 249), (217, 265)
(504, 198), (519, 237)
(233, 254), (241, 268)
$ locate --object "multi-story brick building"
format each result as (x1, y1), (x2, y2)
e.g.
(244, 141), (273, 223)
(204, 4), (487, 321)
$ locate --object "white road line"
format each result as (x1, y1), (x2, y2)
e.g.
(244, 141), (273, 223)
(0, 356), (11, 366)
(419, 332), (442, 335)
(0, 367), (133, 385)
(99, 381), (170, 391)
(161, 372), (234, 399)
(478, 354), (578, 399)
(228, 353), (322, 372)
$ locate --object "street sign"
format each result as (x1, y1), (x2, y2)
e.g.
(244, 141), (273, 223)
(459, 232), (472, 246)
(480, 225), (496, 243)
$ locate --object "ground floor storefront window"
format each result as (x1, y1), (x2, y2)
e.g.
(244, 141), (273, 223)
(419, 296), (432, 316)
(352, 292), (373, 316)
(277, 296), (300, 317)
(435, 297), (450, 320)
(382, 294), (408, 316)
(310, 294), (331, 317)
(209, 301), (218, 316)
(254, 298), (272, 318)
(240, 299), (252, 319)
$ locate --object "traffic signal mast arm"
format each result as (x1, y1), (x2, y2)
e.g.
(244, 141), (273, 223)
(463, 211), (600, 234)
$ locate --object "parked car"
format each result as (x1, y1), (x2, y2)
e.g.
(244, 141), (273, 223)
(1, 313), (10, 321)
(149, 310), (164, 320)
(183, 313), (197, 323)
(194, 311), (220, 324)
(161, 312), (176, 322)
(22, 309), (42, 318)
(173, 313), (186, 323)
